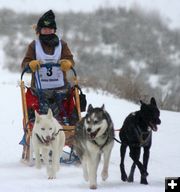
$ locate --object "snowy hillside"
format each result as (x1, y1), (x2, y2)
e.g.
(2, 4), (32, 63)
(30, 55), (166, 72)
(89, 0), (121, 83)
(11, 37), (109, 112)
(0, 68), (180, 192)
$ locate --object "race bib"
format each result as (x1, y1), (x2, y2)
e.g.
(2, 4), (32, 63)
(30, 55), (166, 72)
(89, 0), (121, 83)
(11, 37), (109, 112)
(35, 65), (64, 89)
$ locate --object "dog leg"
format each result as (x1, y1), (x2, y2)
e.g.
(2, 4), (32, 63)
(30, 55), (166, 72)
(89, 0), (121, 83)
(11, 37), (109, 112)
(29, 137), (34, 166)
(128, 163), (136, 182)
(129, 146), (148, 182)
(44, 149), (56, 179)
(48, 154), (56, 179)
(128, 147), (140, 182)
(34, 146), (41, 169)
(120, 144), (128, 181)
(55, 134), (65, 172)
(140, 146), (150, 184)
(82, 156), (89, 181)
(101, 143), (113, 181)
(53, 147), (61, 172)
(88, 153), (100, 189)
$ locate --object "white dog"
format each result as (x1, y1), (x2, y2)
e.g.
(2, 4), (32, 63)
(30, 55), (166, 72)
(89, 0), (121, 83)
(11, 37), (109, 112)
(32, 109), (65, 179)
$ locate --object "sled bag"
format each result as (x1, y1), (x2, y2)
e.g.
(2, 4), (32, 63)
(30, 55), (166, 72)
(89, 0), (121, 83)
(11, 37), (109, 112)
(76, 85), (87, 112)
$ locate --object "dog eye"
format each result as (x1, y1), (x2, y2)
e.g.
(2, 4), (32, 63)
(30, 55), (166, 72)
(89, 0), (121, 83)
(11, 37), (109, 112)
(86, 119), (90, 124)
(49, 128), (52, 130)
(94, 120), (99, 124)
(41, 128), (45, 131)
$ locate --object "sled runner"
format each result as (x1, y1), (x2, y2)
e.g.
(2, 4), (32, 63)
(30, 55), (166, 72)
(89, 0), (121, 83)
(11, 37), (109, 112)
(19, 63), (86, 164)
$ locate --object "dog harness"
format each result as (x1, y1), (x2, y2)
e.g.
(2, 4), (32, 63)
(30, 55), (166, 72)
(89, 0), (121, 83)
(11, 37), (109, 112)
(92, 129), (111, 151)
(35, 133), (54, 145)
(134, 126), (152, 146)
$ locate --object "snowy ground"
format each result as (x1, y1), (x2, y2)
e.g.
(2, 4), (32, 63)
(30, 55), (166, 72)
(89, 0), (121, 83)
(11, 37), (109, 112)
(0, 69), (180, 192)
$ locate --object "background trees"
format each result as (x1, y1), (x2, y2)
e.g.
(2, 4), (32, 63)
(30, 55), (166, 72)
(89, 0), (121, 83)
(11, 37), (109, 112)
(1, 7), (180, 111)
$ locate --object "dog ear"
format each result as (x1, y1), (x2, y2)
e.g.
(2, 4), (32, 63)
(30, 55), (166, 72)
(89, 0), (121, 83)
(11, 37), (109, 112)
(35, 110), (41, 123)
(47, 108), (53, 119)
(150, 97), (157, 106)
(101, 104), (105, 111)
(140, 100), (144, 105)
(87, 104), (93, 112)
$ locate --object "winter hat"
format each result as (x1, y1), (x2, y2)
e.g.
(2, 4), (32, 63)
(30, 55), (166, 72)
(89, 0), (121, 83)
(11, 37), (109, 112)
(36, 10), (57, 32)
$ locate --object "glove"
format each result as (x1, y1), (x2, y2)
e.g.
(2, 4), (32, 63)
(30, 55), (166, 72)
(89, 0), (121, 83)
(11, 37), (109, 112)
(59, 59), (72, 72)
(29, 60), (41, 72)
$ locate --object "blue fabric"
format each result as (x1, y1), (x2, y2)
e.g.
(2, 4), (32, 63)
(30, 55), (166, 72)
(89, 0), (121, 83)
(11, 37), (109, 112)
(19, 133), (26, 145)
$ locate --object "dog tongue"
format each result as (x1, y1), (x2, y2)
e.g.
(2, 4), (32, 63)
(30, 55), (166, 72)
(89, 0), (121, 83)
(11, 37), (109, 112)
(43, 136), (51, 144)
(90, 128), (100, 139)
(149, 122), (158, 131)
(90, 132), (96, 139)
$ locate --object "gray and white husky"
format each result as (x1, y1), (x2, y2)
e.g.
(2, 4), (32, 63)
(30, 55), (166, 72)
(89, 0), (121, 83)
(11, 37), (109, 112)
(74, 104), (114, 189)
(32, 109), (65, 179)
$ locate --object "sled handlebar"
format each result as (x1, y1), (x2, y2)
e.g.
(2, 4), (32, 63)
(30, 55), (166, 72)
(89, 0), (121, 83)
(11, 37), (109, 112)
(21, 62), (77, 80)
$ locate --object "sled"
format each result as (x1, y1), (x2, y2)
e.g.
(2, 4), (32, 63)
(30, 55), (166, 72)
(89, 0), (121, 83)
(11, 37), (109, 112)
(19, 63), (86, 165)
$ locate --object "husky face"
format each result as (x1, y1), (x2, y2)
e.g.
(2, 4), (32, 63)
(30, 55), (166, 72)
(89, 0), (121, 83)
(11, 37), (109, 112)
(34, 109), (56, 144)
(84, 104), (108, 140)
(74, 104), (114, 189)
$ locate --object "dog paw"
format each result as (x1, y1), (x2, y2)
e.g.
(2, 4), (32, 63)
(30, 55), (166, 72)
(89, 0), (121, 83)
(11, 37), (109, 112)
(47, 170), (56, 179)
(140, 177), (148, 185)
(90, 184), (97, 189)
(127, 176), (134, 183)
(48, 175), (56, 179)
(121, 173), (128, 182)
(128, 173), (134, 182)
(120, 169), (128, 182)
(48, 176), (55, 179)
(101, 170), (108, 181)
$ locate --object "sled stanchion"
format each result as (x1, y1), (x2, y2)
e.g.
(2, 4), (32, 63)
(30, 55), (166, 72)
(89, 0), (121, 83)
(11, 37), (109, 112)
(70, 67), (81, 121)
(20, 80), (31, 161)
(74, 77), (81, 120)
(20, 80), (29, 126)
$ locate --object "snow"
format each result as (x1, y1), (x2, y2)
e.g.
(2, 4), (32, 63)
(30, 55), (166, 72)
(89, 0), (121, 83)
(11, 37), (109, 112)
(148, 75), (160, 88)
(0, 67), (180, 192)
(129, 60), (146, 75)
(0, 1), (180, 191)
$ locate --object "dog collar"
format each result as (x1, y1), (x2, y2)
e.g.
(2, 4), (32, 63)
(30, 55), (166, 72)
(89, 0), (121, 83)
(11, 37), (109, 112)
(92, 129), (110, 151)
(35, 133), (54, 145)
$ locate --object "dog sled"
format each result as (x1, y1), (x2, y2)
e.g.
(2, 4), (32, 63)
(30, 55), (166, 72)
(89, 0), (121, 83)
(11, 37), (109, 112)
(19, 63), (86, 165)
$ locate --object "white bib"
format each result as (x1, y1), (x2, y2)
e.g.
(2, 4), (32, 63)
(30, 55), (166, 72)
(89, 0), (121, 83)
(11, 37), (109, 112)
(35, 39), (64, 89)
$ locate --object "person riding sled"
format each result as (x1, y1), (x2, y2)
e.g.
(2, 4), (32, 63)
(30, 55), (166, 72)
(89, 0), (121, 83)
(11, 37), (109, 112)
(21, 10), (75, 122)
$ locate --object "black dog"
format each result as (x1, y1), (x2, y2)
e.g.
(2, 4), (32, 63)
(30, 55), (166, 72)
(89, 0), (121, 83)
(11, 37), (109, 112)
(119, 97), (161, 184)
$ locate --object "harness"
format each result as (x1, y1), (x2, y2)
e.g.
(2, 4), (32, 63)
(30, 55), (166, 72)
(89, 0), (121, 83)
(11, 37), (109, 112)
(35, 127), (75, 145)
(92, 128), (110, 151)
(134, 125), (152, 147)
(35, 128), (62, 145)
(36, 133), (54, 145)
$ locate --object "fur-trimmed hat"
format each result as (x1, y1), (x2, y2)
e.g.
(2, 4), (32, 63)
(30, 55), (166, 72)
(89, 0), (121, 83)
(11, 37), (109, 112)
(36, 10), (57, 32)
